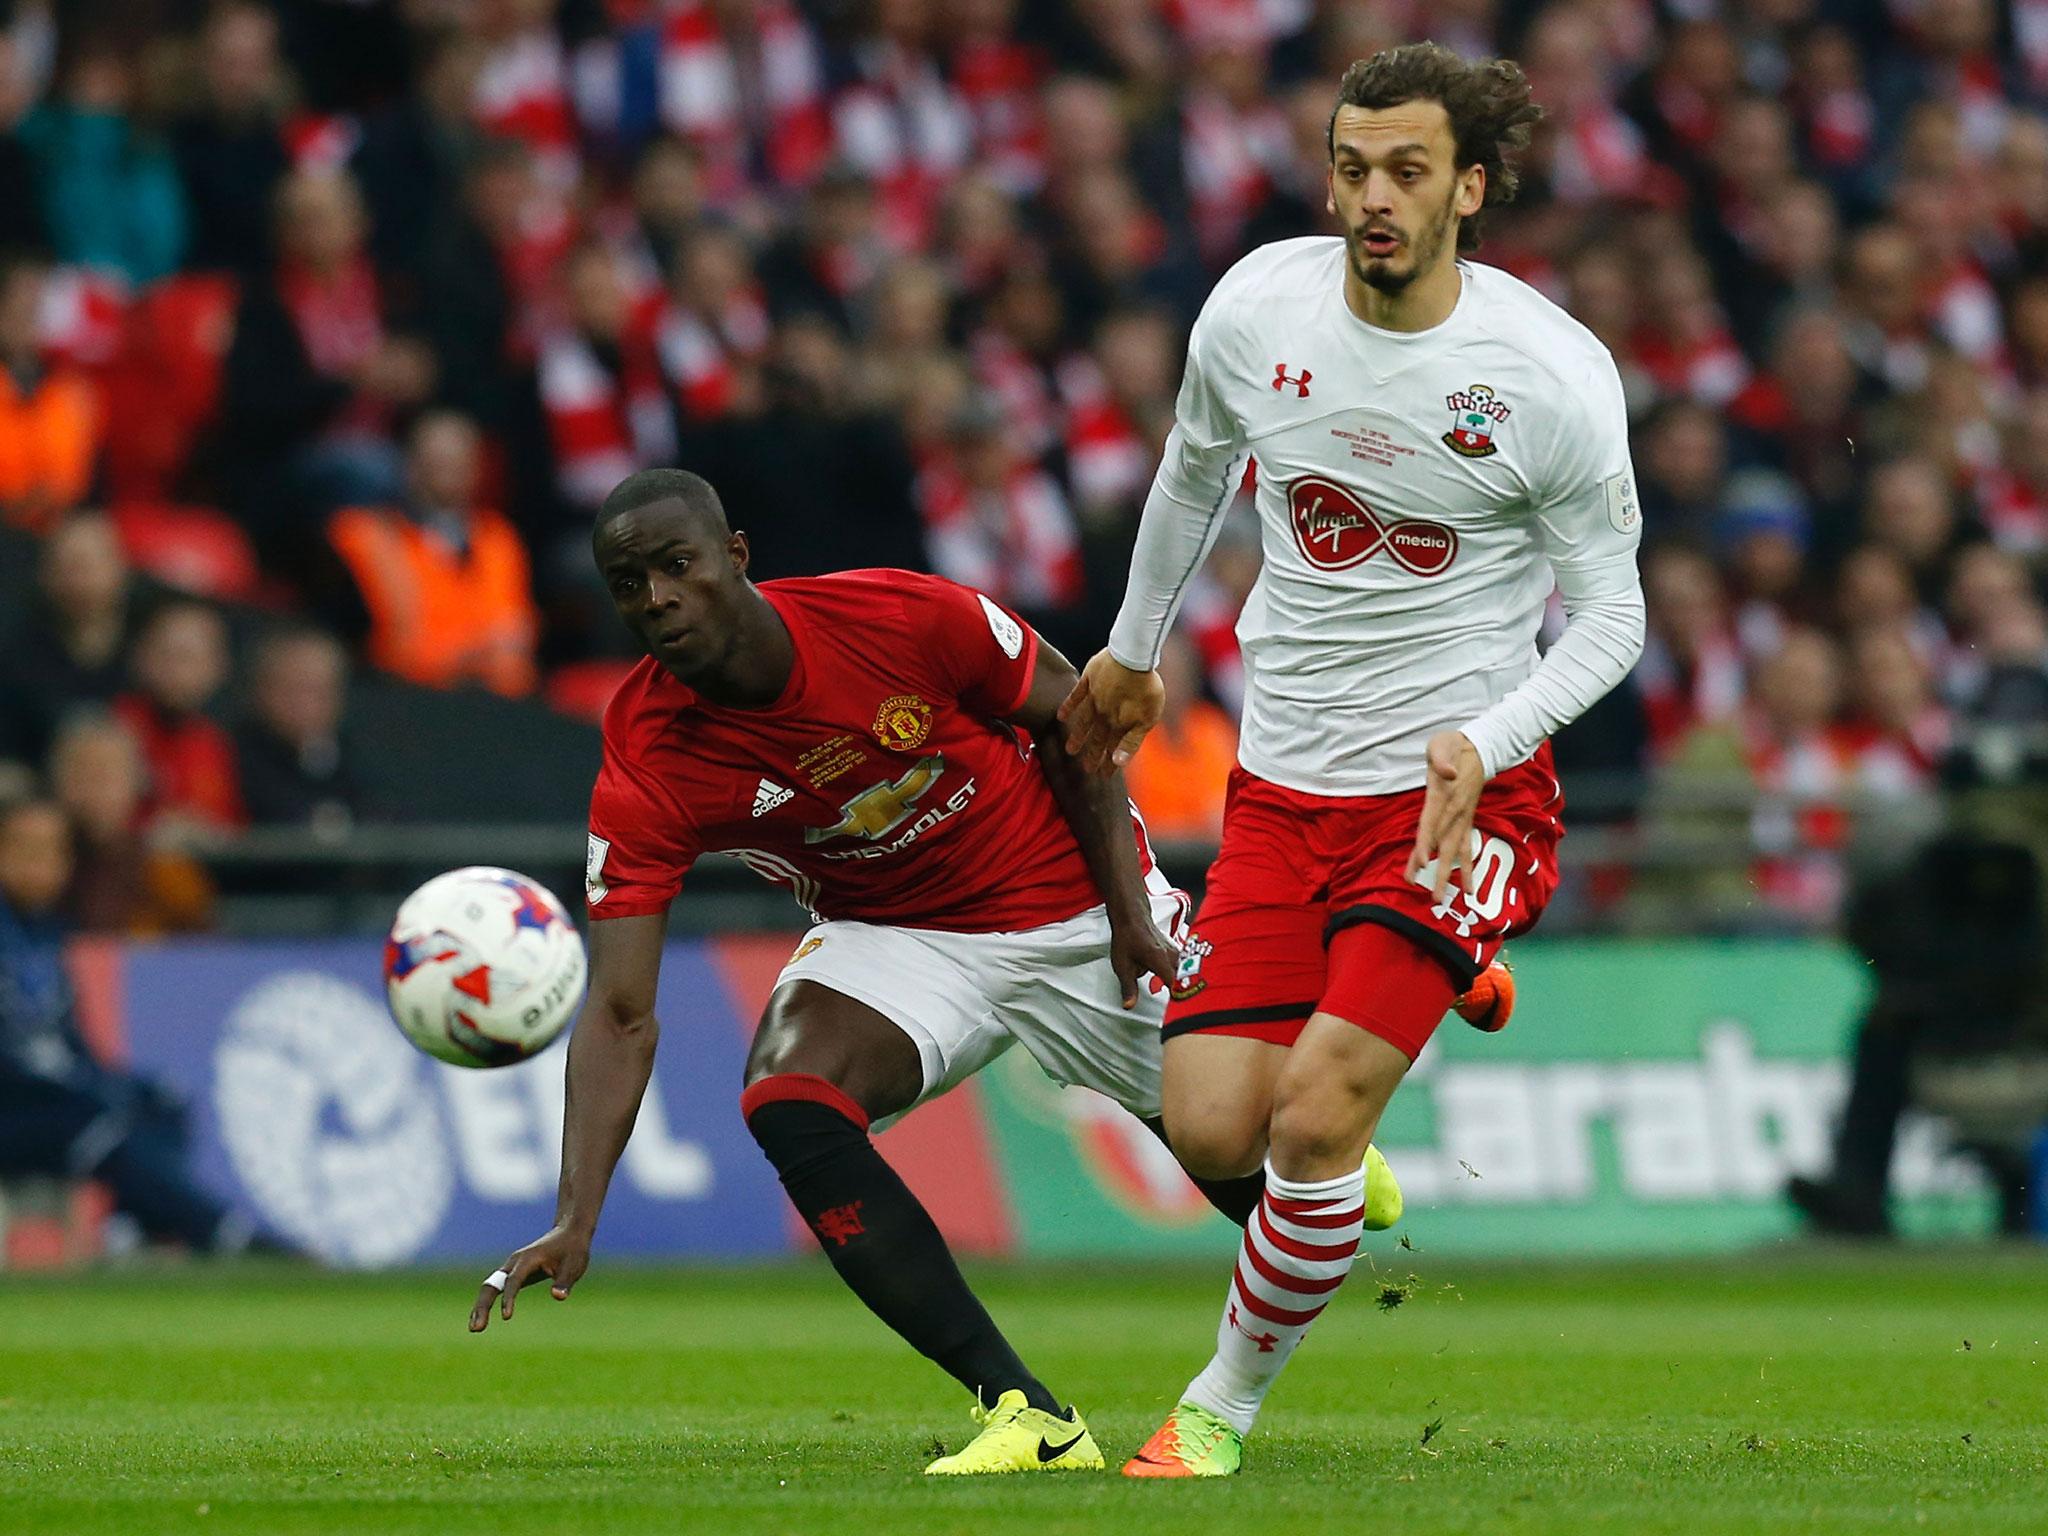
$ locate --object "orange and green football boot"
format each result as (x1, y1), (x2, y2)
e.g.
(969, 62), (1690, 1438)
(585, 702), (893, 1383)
(1454, 955), (1515, 1033)
(1122, 1401), (1243, 1478)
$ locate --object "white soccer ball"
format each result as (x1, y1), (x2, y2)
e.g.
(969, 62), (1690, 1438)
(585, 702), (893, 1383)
(383, 866), (587, 1068)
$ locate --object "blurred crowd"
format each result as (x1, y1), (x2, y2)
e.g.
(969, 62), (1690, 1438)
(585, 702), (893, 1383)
(1, 0), (2047, 936)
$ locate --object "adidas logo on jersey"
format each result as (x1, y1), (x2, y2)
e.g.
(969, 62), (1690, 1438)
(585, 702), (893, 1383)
(751, 779), (794, 817)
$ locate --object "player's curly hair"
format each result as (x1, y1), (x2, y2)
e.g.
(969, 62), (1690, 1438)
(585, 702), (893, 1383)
(1328, 43), (1544, 254)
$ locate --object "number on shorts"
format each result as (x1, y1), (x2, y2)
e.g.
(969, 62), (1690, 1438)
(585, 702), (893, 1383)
(1431, 832), (1515, 935)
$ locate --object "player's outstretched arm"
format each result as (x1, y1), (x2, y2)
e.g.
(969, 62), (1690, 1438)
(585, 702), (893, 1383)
(1058, 649), (1165, 776)
(469, 910), (666, 1332)
(1016, 642), (1178, 1007)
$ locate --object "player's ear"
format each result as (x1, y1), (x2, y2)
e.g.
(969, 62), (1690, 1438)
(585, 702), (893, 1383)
(727, 530), (750, 575)
(1457, 163), (1485, 220)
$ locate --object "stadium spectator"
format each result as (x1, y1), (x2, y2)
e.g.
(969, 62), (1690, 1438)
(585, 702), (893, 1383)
(755, 161), (892, 330)
(1840, 625), (1951, 790)
(1062, 305), (1177, 534)
(0, 511), (134, 769)
(0, 797), (255, 1254)
(1634, 544), (1744, 759)
(1716, 470), (1812, 661)
(413, 138), (563, 448)
(1122, 630), (1235, 842)
(679, 312), (925, 583)
(657, 0), (833, 213)
(234, 626), (362, 834)
(0, 32), (46, 255)
(656, 222), (770, 427)
(48, 712), (213, 936)
(1633, 399), (1728, 550)
(917, 389), (1082, 629)
(219, 168), (436, 567)
(167, 0), (291, 275)
(350, 24), (488, 275)
(536, 241), (676, 524)
(1862, 454), (1966, 591)
(16, 41), (187, 283)
(327, 410), (539, 699)
(112, 599), (245, 837)
(0, 252), (101, 533)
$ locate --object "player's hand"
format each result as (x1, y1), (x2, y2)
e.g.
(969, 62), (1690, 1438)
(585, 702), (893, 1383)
(1405, 731), (1485, 906)
(1109, 912), (1180, 1009)
(468, 1224), (590, 1332)
(1058, 649), (1165, 775)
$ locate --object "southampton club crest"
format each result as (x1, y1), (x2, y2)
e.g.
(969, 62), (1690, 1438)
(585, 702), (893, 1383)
(1443, 384), (1510, 458)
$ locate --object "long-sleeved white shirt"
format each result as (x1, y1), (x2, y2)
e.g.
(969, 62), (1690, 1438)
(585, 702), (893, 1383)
(1108, 238), (1646, 793)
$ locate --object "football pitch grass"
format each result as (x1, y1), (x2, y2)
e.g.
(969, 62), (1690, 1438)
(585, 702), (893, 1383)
(3, 1251), (2044, 1535)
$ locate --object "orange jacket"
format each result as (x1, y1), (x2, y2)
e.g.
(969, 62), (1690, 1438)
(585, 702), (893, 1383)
(328, 505), (539, 697)
(1126, 701), (1238, 842)
(0, 363), (100, 531)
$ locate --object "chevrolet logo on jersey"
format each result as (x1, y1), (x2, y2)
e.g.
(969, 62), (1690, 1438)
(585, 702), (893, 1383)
(803, 754), (947, 843)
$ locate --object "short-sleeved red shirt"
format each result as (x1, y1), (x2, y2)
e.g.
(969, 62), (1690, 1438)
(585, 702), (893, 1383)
(585, 569), (1109, 932)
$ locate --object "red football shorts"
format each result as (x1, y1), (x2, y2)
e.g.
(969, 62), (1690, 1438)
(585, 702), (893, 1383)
(1162, 743), (1563, 1060)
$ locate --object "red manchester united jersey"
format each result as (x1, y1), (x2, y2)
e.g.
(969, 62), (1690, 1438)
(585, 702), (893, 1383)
(585, 570), (1110, 932)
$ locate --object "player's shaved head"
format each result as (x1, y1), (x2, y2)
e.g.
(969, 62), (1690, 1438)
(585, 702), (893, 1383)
(593, 467), (796, 697)
(596, 468), (731, 540)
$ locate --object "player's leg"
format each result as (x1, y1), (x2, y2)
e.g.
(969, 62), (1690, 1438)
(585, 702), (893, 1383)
(1143, 762), (1566, 1470)
(1131, 924), (1454, 1476)
(740, 975), (1065, 1419)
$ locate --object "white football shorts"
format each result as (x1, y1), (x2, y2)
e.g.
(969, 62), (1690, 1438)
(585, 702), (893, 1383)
(774, 867), (1190, 1129)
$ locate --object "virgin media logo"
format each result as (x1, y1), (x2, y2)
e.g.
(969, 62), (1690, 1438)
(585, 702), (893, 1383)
(1286, 476), (1459, 576)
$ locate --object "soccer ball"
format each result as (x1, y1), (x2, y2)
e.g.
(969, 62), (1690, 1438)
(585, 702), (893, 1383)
(383, 866), (588, 1068)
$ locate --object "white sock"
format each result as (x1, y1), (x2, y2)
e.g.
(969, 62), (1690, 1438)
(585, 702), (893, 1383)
(1181, 1159), (1365, 1436)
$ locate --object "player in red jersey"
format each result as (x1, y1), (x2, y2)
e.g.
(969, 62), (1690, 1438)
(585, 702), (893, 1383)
(466, 469), (1322, 1475)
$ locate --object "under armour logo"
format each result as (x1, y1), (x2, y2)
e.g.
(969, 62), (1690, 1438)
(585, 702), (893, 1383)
(1228, 1301), (1281, 1352)
(1272, 363), (1312, 397)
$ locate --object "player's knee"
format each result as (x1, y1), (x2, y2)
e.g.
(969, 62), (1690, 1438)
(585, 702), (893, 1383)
(1168, 1117), (1266, 1182)
(1267, 1059), (1377, 1173)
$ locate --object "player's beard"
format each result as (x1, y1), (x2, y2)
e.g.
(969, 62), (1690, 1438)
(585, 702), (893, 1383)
(1348, 182), (1460, 295)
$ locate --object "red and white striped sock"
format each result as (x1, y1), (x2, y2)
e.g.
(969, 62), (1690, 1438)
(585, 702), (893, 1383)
(1182, 1160), (1365, 1435)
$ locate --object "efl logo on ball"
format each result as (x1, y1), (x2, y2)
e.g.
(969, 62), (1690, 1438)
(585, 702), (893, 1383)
(1286, 476), (1458, 576)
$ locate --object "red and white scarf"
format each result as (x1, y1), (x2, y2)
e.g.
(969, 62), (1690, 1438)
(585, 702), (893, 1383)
(918, 457), (1082, 610)
(537, 326), (675, 512)
(659, 0), (831, 204)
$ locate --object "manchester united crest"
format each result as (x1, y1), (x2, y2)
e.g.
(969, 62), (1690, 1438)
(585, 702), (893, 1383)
(1443, 383), (1510, 458)
(872, 693), (934, 751)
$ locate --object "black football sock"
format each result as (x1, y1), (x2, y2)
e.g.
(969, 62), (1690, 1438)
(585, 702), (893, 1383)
(743, 1079), (1060, 1415)
(1142, 1115), (1266, 1226)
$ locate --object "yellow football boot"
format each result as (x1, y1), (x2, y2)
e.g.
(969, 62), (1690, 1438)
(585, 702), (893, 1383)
(923, 1389), (1104, 1475)
(1363, 1143), (1403, 1232)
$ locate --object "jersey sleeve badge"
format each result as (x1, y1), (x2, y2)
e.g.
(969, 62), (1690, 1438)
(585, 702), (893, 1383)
(976, 593), (1025, 658)
(585, 833), (611, 905)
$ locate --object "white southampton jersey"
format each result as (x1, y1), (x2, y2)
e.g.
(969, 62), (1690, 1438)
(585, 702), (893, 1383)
(1108, 238), (1646, 795)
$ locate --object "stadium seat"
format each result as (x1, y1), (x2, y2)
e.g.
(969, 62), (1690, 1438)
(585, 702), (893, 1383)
(100, 274), (239, 502)
(545, 658), (639, 722)
(109, 501), (262, 603)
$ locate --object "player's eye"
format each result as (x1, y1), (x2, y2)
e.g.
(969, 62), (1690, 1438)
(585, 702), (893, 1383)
(610, 577), (639, 597)
(666, 555), (690, 574)
(1400, 168), (1421, 183)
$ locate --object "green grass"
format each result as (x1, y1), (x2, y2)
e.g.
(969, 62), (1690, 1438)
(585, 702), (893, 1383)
(2, 1251), (2045, 1535)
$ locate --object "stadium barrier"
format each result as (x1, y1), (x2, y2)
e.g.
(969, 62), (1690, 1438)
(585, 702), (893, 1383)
(52, 934), (1998, 1269)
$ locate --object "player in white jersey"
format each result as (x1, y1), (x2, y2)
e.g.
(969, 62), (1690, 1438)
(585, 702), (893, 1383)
(1060, 44), (1647, 1476)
